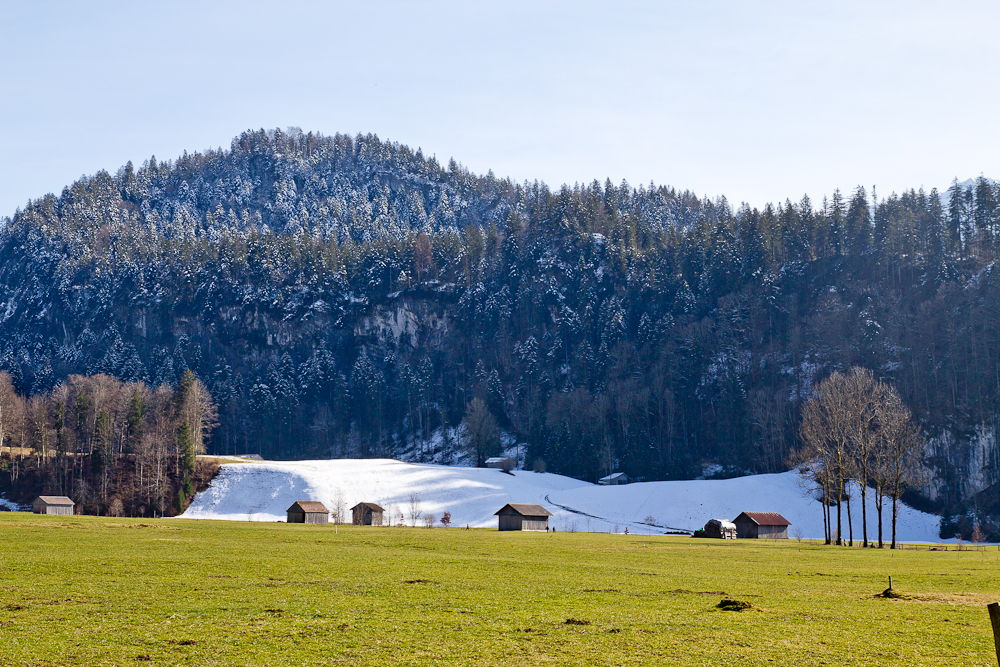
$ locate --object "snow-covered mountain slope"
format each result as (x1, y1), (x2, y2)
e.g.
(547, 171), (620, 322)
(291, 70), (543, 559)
(181, 459), (945, 542)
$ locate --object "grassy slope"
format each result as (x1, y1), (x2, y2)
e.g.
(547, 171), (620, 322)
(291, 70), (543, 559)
(0, 514), (997, 666)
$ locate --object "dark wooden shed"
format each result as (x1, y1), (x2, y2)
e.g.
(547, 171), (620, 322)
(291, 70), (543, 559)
(350, 502), (385, 526)
(485, 456), (515, 470)
(287, 501), (329, 525)
(732, 511), (791, 539)
(495, 503), (552, 531)
(32, 496), (75, 515)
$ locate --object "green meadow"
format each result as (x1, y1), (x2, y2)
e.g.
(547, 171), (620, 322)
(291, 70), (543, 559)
(1, 513), (998, 666)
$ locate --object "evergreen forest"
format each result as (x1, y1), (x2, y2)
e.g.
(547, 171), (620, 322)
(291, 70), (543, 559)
(2, 128), (999, 529)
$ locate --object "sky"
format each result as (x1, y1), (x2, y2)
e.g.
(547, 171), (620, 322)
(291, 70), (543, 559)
(1, 0), (998, 216)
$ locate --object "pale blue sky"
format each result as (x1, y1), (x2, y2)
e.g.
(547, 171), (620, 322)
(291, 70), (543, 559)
(1, 0), (997, 216)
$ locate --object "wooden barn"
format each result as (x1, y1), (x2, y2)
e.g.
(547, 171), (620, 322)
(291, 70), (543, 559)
(732, 511), (791, 539)
(495, 503), (552, 531)
(485, 456), (515, 470)
(702, 518), (738, 539)
(598, 472), (631, 486)
(286, 501), (329, 525)
(32, 496), (75, 515)
(350, 502), (384, 526)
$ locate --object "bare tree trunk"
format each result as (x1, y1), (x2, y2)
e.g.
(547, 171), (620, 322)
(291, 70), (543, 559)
(860, 482), (868, 547)
(822, 493), (830, 544)
(836, 493), (842, 546)
(845, 480), (853, 546)
(891, 493), (898, 549)
(875, 486), (884, 548)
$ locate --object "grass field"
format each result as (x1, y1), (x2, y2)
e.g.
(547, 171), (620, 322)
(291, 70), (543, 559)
(1, 513), (998, 666)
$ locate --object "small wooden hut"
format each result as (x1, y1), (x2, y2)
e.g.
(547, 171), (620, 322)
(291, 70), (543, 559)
(286, 501), (329, 525)
(495, 503), (552, 531)
(485, 456), (515, 470)
(598, 472), (631, 486)
(732, 511), (790, 539)
(32, 496), (75, 515)
(350, 502), (385, 526)
(702, 518), (738, 539)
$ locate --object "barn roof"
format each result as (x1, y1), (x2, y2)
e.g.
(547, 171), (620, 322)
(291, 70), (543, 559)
(350, 502), (384, 512)
(485, 456), (512, 463)
(734, 511), (791, 526)
(287, 501), (329, 513)
(36, 496), (74, 506)
(599, 472), (629, 481)
(494, 503), (553, 517)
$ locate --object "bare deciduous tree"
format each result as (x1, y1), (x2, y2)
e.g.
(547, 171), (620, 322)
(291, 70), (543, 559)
(798, 372), (854, 545)
(0, 372), (26, 485)
(463, 398), (500, 467)
(408, 492), (422, 527)
(872, 386), (923, 549)
(0, 372), (20, 452)
(796, 367), (923, 549)
(330, 487), (346, 525)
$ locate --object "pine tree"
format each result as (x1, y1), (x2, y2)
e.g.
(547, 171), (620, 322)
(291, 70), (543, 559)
(947, 179), (964, 255)
(829, 189), (845, 256)
(463, 398), (500, 467)
(845, 187), (871, 256)
(178, 421), (196, 475)
(126, 387), (145, 454)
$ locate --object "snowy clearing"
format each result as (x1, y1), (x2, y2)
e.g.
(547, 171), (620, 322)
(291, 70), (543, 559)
(182, 459), (946, 542)
(0, 494), (27, 512)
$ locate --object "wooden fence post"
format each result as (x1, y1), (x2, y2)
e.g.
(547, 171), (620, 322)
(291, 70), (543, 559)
(988, 602), (1000, 665)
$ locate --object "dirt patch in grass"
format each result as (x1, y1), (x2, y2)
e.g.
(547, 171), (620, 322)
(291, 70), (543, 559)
(7, 603), (26, 611)
(564, 618), (590, 625)
(876, 587), (909, 599)
(668, 589), (727, 596)
(403, 579), (437, 584)
(583, 588), (619, 593)
(876, 591), (996, 606)
(716, 598), (755, 611)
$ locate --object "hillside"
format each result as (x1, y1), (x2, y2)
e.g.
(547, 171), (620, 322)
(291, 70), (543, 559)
(2, 128), (1000, 532)
(181, 458), (944, 542)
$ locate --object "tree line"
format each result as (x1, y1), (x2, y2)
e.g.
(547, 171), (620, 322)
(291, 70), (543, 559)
(0, 370), (217, 515)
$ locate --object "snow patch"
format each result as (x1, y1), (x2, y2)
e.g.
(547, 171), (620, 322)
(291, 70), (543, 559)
(0, 495), (28, 512)
(181, 459), (945, 541)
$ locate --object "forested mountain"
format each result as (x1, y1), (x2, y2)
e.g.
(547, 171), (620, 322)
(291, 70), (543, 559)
(2, 128), (999, 525)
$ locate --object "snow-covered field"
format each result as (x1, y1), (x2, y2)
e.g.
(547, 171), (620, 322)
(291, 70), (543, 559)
(182, 458), (946, 542)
